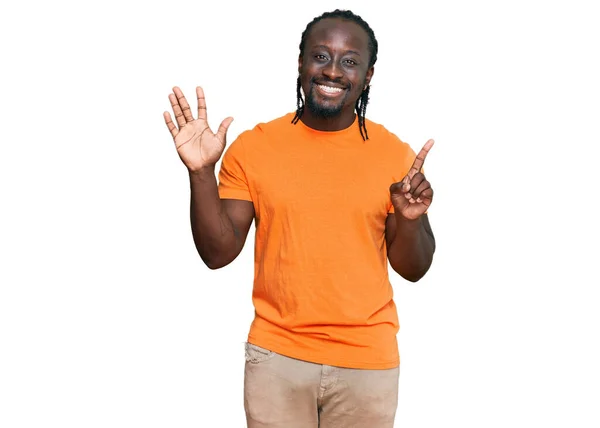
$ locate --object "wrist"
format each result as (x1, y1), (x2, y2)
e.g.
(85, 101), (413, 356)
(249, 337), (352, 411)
(395, 213), (422, 231)
(188, 165), (216, 181)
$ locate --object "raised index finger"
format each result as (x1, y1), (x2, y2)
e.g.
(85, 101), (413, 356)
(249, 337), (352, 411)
(407, 139), (434, 178)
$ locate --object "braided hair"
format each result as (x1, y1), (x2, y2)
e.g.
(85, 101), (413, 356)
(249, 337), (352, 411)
(291, 9), (378, 141)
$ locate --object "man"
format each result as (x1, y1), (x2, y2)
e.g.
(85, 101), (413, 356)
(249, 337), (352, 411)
(164, 9), (435, 428)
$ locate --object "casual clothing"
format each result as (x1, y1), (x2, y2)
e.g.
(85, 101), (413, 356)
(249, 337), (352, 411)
(244, 342), (399, 428)
(218, 113), (417, 370)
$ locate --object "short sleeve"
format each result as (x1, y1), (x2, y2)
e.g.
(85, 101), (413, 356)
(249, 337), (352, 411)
(218, 136), (252, 201)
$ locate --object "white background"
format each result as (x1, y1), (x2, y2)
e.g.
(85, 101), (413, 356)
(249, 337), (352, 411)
(1, 0), (599, 426)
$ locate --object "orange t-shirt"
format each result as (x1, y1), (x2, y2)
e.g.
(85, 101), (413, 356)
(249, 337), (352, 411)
(218, 113), (417, 369)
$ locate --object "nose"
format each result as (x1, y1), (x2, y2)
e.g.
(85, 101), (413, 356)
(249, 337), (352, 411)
(322, 61), (343, 80)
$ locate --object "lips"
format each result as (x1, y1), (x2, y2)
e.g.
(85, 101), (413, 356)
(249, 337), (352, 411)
(313, 82), (347, 97)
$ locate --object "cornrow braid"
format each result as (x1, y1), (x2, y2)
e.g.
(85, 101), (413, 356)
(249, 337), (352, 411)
(356, 84), (370, 140)
(292, 75), (304, 125)
(291, 9), (378, 140)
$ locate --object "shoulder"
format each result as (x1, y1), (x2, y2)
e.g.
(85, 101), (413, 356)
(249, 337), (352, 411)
(363, 118), (415, 157)
(236, 112), (296, 143)
(223, 112), (296, 164)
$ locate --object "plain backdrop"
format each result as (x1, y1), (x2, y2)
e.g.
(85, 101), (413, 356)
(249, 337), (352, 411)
(1, 0), (599, 426)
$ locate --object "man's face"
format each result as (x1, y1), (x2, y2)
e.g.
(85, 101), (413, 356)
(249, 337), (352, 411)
(299, 18), (374, 119)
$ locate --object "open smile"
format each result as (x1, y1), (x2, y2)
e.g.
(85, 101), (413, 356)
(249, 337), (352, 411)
(314, 83), (347, 97)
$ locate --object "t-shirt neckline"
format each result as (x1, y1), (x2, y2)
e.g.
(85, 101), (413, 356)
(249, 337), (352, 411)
(295, 114), (359, 137)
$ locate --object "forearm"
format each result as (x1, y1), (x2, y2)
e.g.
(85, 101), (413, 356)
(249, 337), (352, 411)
(188, 167), (239, 269)
(388, 215), (435, 282)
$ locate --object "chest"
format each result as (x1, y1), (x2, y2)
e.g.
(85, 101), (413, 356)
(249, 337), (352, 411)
(248, 145), (393, 224)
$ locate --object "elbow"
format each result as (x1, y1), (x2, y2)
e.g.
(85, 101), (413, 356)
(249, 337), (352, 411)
(392, 263), (431, 283)
(202, 256), (230, 270)
(205, 260), (225, 270)
(193, 232), (242, 270)
(400, 272), (426, 283)
(201, 252), (235, 270)
(196, 242), (235, 270)
(389, 250), (435, 283)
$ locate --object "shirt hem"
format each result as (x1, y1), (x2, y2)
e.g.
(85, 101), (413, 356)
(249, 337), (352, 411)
(247, 334), (400, 370)
(218, 189), (252, 201)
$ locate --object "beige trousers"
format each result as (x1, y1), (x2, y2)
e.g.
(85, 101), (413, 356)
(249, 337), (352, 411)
(244, 342), (399, 428)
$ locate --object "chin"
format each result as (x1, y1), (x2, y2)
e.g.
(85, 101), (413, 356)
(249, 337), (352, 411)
(309, 106), (343, 118)
(306, 97), (344, 118)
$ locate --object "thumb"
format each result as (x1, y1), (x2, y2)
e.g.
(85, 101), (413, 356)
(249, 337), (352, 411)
(390, 180), (410, 196)
(401, 176), (411, 193)
(216, 116), (234, 141)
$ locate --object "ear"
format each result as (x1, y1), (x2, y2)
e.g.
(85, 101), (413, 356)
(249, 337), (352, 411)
(298, 55), (303, 73)
(365, 66), (375, 88)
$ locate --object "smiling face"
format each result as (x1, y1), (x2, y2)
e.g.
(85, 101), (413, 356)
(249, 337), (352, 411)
(299, 18), (374, 130)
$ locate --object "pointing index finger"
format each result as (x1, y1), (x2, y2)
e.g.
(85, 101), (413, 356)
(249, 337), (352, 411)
(407, 139), (434, 178)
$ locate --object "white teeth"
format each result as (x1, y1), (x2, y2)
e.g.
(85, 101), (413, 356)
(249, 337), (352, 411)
(318, 84), (343, 94)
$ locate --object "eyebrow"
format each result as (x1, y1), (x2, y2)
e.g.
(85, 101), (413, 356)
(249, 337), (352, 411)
(312, 44), (362, 56)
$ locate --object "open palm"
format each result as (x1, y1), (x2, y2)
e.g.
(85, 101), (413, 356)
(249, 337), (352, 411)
(163, 86), (233, 172)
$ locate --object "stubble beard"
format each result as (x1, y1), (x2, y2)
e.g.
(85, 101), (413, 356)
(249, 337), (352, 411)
(305, 83), (350, 119)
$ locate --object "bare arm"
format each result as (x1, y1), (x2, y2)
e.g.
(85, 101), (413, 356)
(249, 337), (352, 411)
(163, 86), (254, 269)
(387, 139), (437, 282)
(189, 167), (254, 269)
(385, 213), (435, 282)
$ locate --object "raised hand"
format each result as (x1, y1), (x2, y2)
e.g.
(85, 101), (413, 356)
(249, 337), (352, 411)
(163, 86), (234, 172)
(390, 139), (435, 220)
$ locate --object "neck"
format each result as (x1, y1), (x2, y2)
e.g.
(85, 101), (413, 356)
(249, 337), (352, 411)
(299, 108), (356, 132)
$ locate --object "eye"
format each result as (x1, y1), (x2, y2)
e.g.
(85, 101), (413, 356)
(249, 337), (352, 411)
(343, 59), (358, 66)
(314, 54), (328, 61)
